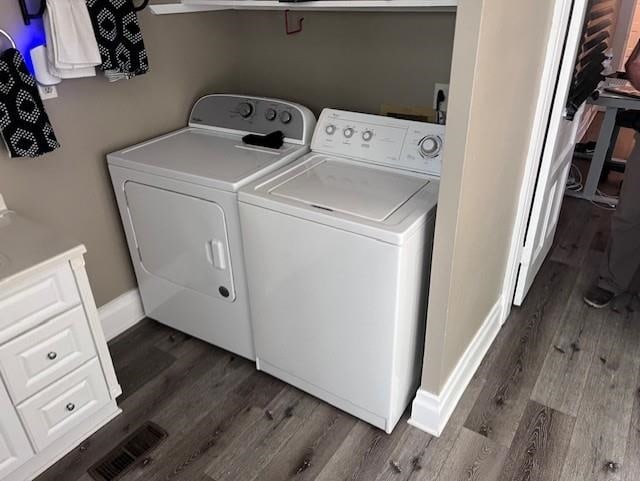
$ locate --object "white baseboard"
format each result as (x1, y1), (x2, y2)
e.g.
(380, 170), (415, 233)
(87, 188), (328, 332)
(408, 296), (506, 436)
(98, 289), (145, 341)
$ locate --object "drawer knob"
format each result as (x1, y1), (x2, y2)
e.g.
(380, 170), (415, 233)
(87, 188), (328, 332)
(47, 352), (58, 360)
(66, 403), (76, 412)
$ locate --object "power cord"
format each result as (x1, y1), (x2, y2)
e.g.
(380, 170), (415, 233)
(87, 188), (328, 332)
(566, 163), (617, 210)
(591, 199), (617, 210)
(566, 163), (583, 191)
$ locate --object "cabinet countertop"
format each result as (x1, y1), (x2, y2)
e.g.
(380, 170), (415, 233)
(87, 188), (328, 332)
(0, 210), (86, 287)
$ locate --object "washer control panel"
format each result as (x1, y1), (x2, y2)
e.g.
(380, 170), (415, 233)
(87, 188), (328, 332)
(312, 109), (445, 176)
(189, 95), (316, 144)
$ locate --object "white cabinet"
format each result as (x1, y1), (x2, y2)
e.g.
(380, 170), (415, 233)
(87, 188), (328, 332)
(0, 208), (122, 481)
(0, 386), (32, 479)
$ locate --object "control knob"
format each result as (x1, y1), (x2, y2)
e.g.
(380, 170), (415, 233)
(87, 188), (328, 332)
(362, 130), (373, 141)
(265, 108), (277, 121)
(238, 102), (254, 118)
(343, 128), (354, 139)
(280, 111), (292, 124)
(418, 135), (442, 158)
(325, 124), (337, 135)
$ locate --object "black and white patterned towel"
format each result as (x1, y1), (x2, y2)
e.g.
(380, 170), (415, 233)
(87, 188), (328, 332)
(0, 48), (60, 158)
(86, 0), (150, 81)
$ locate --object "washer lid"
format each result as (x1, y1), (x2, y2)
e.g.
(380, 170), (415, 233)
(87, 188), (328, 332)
(270, 158), (429, 222)
(107, 128), (307, 192)
(239, 154), (439, 245)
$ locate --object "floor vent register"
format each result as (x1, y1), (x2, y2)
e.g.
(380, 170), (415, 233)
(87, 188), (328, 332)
(88, 422), (168, 481)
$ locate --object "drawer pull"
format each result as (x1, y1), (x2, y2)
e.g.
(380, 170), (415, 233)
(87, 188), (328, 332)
(47, 351), (58, 360)
(66, 402), (76, 412)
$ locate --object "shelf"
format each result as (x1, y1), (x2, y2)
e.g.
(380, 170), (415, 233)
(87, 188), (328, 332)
(150, 0), (457, 14)
(149, 3), (228, 13)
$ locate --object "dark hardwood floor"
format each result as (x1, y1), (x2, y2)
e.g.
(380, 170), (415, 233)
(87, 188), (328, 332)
(37, 197), (640, 481)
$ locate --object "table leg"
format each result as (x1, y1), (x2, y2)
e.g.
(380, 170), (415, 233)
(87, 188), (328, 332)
(606, 125), (620, 165)
(583, 106), (618, 200)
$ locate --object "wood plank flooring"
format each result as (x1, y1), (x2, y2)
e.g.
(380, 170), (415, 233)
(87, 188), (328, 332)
(37, 197), (640, 481)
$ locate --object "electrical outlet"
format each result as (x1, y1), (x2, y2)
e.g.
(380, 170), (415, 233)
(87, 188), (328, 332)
(38, 85), (58, 100)
(433, 83), (450, 112)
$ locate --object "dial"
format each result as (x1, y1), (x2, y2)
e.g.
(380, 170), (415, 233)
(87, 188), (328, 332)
(325, 124), (337, 135)
(238, 102), (253, 118)
(265, 108), (277, 121)
(362, 130), (373, 142)
(419, 135), (442, 158)
(343, 128), (354, 139)
(280, 111), (293, 124)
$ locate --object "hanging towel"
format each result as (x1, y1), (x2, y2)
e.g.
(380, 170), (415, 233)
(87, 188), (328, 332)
(43, 0), (102, 79)
(0, 49), (60, 158)
(86, 0), (150, 82)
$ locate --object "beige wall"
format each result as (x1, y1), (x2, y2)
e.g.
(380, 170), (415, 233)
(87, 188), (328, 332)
(230, 11), (456, 116)
(422, 0), (557, 393)
(0, 8), (237, 306)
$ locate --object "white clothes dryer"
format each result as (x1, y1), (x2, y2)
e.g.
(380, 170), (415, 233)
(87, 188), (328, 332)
(108, 95), (316, 360)
(239, 109), (444, 431)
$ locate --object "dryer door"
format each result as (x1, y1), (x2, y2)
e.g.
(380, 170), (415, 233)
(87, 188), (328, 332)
(124, 182), (235, 302)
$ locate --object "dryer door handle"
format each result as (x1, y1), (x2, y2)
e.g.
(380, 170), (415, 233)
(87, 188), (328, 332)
(206, 239), (227, 271)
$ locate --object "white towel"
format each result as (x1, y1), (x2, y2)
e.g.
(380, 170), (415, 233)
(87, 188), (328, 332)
(44, 0), (101, 79)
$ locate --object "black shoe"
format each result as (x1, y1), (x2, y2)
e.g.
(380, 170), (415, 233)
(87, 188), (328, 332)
(611, 292), (636, 313)
(584, 285), (615, 309)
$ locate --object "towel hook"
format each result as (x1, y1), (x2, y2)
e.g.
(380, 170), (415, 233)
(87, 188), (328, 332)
(18, 0), (46, 25)
(133, 0), (150, 11)
(0, 29), (17, 50)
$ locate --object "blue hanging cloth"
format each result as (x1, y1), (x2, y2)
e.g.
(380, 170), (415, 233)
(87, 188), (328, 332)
(0, 48), (60, 158)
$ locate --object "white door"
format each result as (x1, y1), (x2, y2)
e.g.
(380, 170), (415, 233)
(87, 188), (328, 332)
(513, 0), (590, 305)
(124, 182), (236, 302)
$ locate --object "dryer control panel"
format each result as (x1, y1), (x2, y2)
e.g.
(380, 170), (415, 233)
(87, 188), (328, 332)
(189, 94), (316, 145)
(312, 109), (445, 177)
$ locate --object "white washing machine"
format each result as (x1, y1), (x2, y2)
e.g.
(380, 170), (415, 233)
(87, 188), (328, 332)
(239, 109), (444, 432)
(108, 94), (316, 360)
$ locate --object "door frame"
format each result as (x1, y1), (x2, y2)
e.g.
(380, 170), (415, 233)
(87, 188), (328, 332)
(501, 0), (583, 319)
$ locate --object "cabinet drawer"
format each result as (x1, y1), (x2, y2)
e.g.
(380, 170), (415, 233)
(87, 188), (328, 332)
(0, 263), (81, 345)
(0, 306), (97, 403)
(0, 382), (33, 479)
(18, 358), (110, 451)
